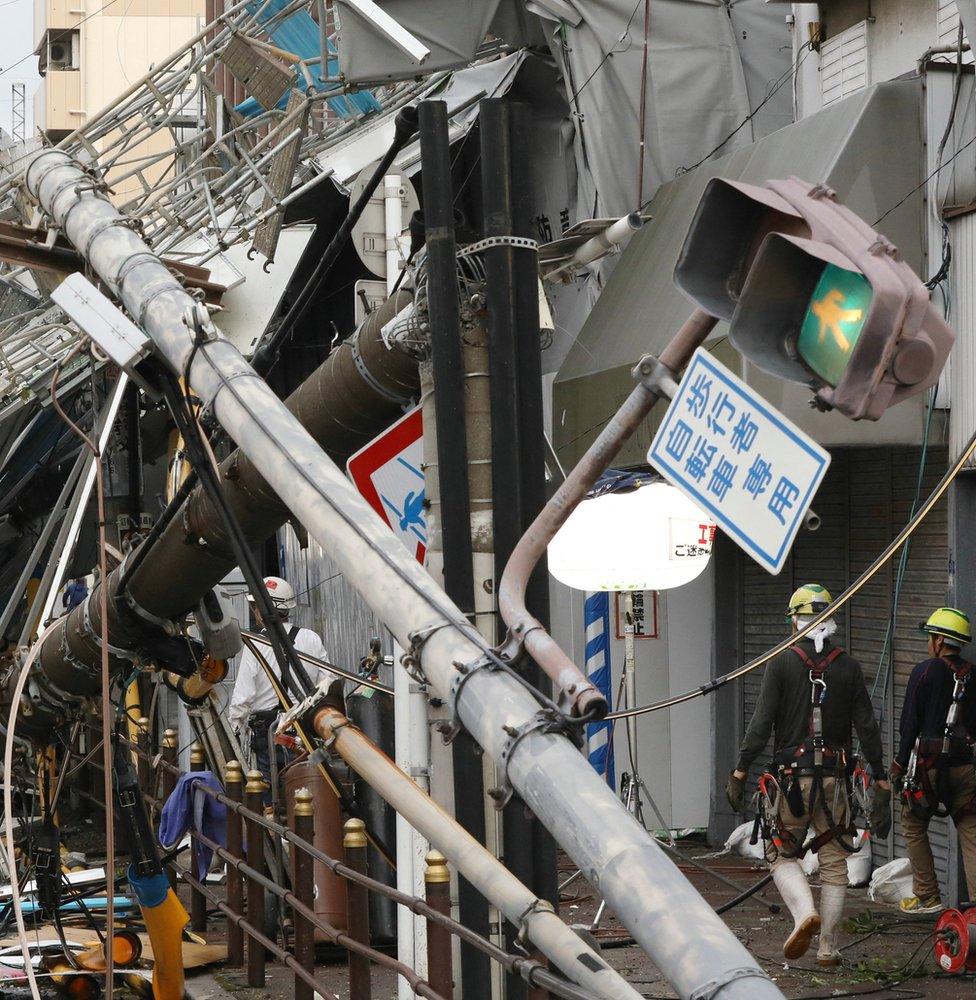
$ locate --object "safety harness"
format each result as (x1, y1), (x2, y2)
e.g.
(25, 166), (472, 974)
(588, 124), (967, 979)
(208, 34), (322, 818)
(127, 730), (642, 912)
(752, 645), (860, 859)
(903, 657), (975, 820)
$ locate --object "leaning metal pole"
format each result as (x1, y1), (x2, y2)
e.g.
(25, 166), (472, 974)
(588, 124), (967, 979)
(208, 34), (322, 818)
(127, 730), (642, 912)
(24, 149), (783, 1000)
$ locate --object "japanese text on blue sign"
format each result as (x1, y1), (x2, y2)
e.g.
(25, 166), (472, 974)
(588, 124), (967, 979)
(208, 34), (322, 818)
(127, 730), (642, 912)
(648, 349), (830, 575)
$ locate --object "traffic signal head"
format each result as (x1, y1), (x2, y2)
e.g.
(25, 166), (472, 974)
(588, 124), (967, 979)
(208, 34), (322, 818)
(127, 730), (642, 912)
(673, 177), (954, 421)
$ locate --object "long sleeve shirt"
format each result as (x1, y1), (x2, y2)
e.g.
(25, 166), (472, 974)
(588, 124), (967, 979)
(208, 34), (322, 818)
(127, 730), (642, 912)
(228, 626), (335, 731)
(896, 655), (976, 767)
(737, 637), (885, 776)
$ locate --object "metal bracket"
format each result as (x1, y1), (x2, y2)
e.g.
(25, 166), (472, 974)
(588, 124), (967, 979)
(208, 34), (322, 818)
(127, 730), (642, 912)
(515, 897), (556, 946)
(458, 235), (539, 257)
(350, 337), (414, 405)
(441, 649), (504, 745)
(123, 590), (179, 637)
(632, 353), (679, 400)
(81, 594), (143, 663)
(402, 620), (453, 686)
(490, 710), (568, 809)
(690, 968), (772, 1000)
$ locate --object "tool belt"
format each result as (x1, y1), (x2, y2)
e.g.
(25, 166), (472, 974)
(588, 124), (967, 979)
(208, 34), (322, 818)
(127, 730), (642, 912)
(902, 658), (976, 820)
(749, 644), (859, 858)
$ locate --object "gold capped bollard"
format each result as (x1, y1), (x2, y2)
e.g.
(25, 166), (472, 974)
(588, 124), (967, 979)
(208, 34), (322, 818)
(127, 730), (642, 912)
(189, 743), (207, 932)
(425, 850), (454, 999)
(160, 729), (179, 888)
(293, 788), (315, 1000)
(343, 818), (371, 999)
(245, 770), (267, 987)
(225, 761), (245, 967)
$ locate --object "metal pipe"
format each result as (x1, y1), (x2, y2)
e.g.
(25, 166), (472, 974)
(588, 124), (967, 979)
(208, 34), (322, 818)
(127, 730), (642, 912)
(507, 100), (559, 954)
(315, 708), (643, 1000)
(418, 99), (488, 998)
(24, 152), (779, 1000)
(497, 308), (718, 717)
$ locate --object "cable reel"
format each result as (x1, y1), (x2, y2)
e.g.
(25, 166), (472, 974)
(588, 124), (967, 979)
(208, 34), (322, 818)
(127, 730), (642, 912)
(934, 906), (976, 974)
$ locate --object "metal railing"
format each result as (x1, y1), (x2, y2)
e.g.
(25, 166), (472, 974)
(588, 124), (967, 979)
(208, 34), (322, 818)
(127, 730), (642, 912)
(125, 734), (592, 1000)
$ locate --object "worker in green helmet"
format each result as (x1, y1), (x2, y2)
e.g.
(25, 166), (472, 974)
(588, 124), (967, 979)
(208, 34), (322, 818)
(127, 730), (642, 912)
(727, 584), (890, 966)
(892, 607), (976, 913)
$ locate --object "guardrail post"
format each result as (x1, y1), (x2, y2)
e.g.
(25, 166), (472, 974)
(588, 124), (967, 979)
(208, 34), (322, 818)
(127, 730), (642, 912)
(246, 770), (267, 988)
(161, 729), (178, 889)
(225, 760), (245, 967)
(293, 788), (316, 1000)
(343, 818), (372, 1000)
(137, 715), (151, 794)
(190, 742), (208, 933)
(424, 850), (454, 1000)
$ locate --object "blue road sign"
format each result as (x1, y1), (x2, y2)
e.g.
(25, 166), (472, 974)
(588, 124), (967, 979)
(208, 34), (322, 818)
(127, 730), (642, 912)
(648, 348), (830, 575)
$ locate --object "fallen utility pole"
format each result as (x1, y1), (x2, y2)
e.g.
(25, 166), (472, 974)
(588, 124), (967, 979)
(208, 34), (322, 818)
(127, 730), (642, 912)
(22, 148), (783, 1000)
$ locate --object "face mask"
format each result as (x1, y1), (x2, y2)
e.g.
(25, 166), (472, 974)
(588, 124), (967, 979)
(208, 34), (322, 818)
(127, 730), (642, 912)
(794, 615), (838, 653)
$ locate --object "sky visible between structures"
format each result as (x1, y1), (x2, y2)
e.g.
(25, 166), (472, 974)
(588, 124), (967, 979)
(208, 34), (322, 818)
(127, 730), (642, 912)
(0, 0), (43, 138)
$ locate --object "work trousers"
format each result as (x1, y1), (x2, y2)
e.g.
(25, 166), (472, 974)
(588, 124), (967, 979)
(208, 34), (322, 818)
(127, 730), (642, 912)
(901, 764), (976, 903)
(766, 775), (850, 886)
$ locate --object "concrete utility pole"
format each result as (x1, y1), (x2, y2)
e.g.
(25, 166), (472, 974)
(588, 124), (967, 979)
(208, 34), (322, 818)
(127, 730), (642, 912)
(21, 147), (785, 1000)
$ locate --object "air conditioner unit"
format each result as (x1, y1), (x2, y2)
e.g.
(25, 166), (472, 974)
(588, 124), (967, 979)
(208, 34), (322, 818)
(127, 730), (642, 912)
(48, 40), (71, 70)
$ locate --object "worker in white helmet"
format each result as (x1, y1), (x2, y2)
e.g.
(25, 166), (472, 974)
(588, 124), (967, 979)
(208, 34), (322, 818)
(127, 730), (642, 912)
(228, 576), (336, 799)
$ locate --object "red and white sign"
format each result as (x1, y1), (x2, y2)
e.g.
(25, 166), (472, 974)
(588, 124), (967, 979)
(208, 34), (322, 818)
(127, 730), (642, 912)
(346, 407), (426, 563)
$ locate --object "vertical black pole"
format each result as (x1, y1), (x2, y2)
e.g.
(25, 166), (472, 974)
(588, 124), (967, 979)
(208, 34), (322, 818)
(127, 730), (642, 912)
(508, 101), (559, 921)
(481, 98), (551, 999)
(418, 99), (490, 1000)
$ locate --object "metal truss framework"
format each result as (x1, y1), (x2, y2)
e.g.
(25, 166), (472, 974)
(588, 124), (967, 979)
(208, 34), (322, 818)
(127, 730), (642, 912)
(0, 0), (439, 421)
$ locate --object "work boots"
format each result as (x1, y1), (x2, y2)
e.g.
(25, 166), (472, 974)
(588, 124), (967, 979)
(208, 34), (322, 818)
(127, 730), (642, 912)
(817, 884), (846, 967)
(772, 862), (821, 960)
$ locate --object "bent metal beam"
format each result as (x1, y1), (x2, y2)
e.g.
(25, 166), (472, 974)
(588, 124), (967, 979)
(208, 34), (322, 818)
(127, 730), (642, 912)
(21, 148), (784, 1000)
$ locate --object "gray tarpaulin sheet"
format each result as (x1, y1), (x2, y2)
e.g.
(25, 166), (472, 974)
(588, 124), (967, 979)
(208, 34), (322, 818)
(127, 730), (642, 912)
(552, 78), (927, 467)
(537, 0), (793, 219)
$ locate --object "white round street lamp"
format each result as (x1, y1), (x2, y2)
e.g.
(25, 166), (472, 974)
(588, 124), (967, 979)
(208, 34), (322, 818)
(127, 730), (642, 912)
(547, 478), (715, 593)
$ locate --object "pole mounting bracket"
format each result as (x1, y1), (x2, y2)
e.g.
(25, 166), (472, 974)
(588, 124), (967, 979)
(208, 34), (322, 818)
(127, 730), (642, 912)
(632, 353), (679, 399)
(690, 967), (772, 1000)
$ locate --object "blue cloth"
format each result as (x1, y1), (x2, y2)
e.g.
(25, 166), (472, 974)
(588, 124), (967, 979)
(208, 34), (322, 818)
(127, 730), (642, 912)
(159, 771), (227, 880)
(235, 0), (380, 119)
(63, 579), (88, 610)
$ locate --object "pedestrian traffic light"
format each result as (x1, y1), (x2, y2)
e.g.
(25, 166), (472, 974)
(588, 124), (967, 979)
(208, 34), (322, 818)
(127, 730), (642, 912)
(673, 177), (954, 421)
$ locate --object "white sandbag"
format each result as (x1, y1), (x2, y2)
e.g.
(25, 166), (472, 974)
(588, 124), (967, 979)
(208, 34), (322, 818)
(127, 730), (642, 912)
(724, 821), (766, 860)
(846, 830), (873, 887)
(868, 857), (913, 904)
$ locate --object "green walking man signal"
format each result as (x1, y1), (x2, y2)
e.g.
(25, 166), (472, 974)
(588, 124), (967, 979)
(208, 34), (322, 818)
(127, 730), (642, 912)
(672, 177), (954, 421)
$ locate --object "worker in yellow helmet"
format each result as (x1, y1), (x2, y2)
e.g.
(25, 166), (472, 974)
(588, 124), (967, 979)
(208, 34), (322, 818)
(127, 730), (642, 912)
(727, 584), (890, 965)
(892, 607), (976, 913)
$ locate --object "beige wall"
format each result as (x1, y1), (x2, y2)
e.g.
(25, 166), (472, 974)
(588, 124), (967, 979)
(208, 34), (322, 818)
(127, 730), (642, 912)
(34, 0), (83, 50)
(34, 71), (83, 134)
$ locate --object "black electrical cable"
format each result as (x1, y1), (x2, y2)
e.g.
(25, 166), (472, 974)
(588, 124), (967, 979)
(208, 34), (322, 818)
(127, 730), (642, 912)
(159, 369), (314, 701)
(156, 367), (395, 860)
